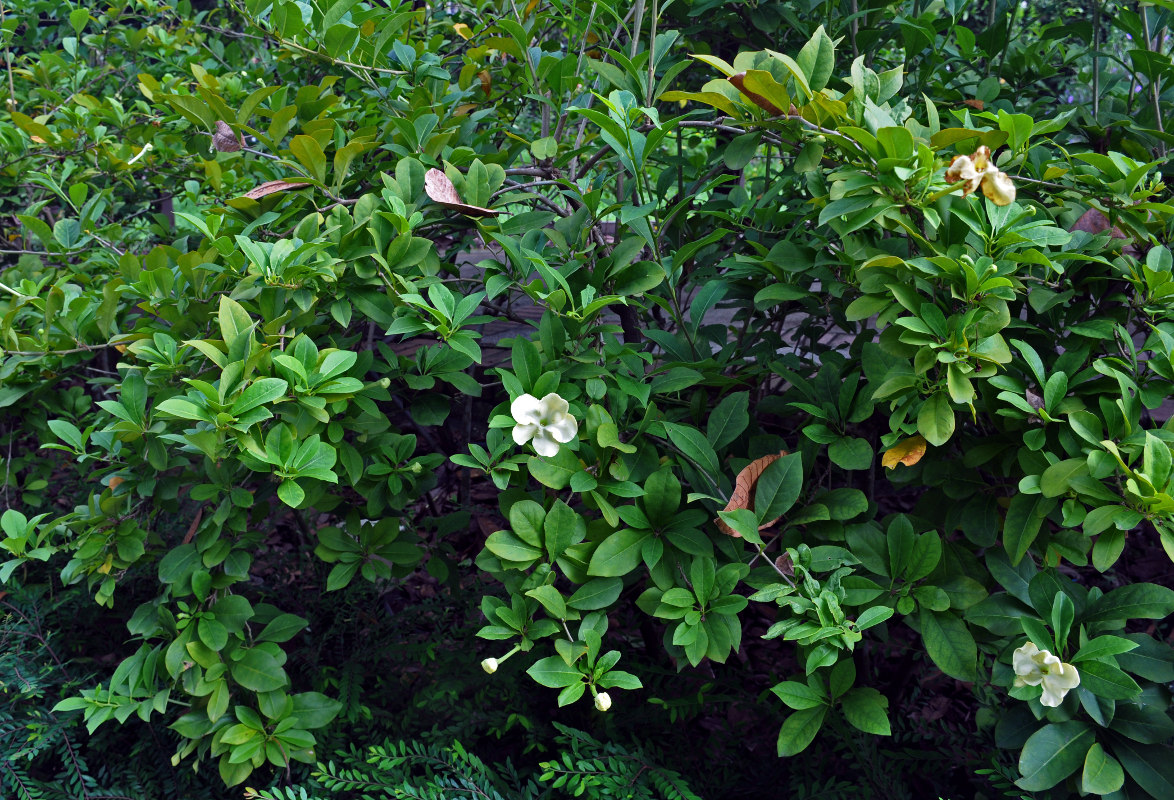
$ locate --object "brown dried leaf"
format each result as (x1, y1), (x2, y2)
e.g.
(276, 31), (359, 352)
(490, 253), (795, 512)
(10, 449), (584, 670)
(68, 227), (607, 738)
(213, 120), (243, 152)
(728, 72), (784, 115)
(240, 179), (312, 200)
(423, 168), (499, 217)
(962, 99), (984, 111)
(881, 435), (927, 469)
(1069, 208), (1127, 240)
(478, 70), (492, 97)
(715, 451), (788, 537)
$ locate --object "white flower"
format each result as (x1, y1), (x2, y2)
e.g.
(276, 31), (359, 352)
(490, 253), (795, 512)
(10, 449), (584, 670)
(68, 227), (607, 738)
(511, 393), (578, 457)
(594, 691), (612, 712)
(1013, 641), (1080, 707)
(481, 657), (498, 674)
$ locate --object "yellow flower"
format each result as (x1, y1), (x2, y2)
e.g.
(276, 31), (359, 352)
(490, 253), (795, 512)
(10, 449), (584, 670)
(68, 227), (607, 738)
(1013, 642), (1080, 707)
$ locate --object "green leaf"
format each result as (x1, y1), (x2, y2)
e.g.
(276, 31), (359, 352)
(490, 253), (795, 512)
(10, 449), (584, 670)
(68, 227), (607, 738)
(525, 584), (567, 618)
(917, 392), (955, 446)
(484, 530), (543, 563)
(158, 544), (200, 584)
(231, 649), (288, 692)
(706, 392), (749, 450)
(232, 378), (288, 415)
(1081, 743), (1124, 795)
(777, 707), (826, 756)
(840, 687), (891, 736)
(770, 681), (825, 710)
(918, 608), (977, 682)
(277, 480), (305, 507)
(291, 692), (342, 729)
(257, 613), (308, 643)
(289, 135), (327, 182)
(567, 578), (623, 610)
(828, 437), (873, 470)
(587, 530), (649, 577)
(795, 25), (835, 92)
(1112, 740), (1174, 799)
(526, 655), (582, 688)
(1003, 494), (1052, 565)
(528, 448), (580, 489)
(662, 422), (720, 477)
(1016, 721), (1094, 791)
(755, 452), (804, 523)
(1077, 660), (1141, 700)
(1084, 583), (1174, 622)
(642, 468), (681, 527)
(543, 500), (583, 562)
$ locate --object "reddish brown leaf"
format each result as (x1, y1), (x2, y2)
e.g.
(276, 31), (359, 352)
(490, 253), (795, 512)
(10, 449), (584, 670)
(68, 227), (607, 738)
(423, 168), (499, 217)
(715, 451), (788, 537)
(962, 99), (984, 111)
(212, 120), (243, 152)
(240, 179), (312, 200)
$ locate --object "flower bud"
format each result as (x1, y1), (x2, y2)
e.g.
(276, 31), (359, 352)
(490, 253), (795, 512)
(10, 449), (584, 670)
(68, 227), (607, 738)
(481, 658), (498, 674)
(379, 378), (391, 388)
(594, 691), (612, 711)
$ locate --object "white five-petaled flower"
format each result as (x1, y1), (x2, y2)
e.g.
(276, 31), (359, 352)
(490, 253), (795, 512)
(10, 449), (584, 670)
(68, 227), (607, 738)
(511, 393), (578, 457)
(945, 145), (1017, 206)
(1013, 641), (1080, 707)
(594, 691), (612, 712)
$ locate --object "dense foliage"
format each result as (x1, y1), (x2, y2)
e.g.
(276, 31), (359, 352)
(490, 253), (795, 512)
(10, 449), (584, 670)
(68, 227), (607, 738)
(2, 0), (1173, 798)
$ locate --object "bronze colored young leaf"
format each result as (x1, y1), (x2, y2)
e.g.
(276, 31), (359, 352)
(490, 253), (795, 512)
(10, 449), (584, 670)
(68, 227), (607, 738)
(882, 435), (927, 469)
(715, 451), (788, 536)
(424, 168), (499, 217)
(240, 179), (312, 200)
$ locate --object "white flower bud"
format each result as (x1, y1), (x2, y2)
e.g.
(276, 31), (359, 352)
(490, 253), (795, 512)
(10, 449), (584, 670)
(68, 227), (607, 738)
(594, 691), (612, 712)
(481, 657), (498, 674)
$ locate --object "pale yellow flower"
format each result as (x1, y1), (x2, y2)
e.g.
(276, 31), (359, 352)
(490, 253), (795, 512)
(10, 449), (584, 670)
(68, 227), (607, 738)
(1013, 641), (1080, 707)
(594, 691), (612, 711)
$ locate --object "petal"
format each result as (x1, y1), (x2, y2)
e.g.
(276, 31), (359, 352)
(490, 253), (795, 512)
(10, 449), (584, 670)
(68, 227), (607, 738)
(1052, 662), (1080, 690)
(1013, 642), (1041, 675)
(972, 145), (991, 171)
(538, 393), (569, 416)
(511, 394), (542, 424)
(1039, 682), (1068, 707)
(512, 423), (537, 445)
(532, 432), (561, 457)
(945, 156), (974, 183)
(545, 415), (578, 444)
(981, 170), (1016, 206)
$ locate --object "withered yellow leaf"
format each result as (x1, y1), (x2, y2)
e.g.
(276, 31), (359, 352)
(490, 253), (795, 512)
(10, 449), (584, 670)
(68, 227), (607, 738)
(882, 435), (927, 469)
